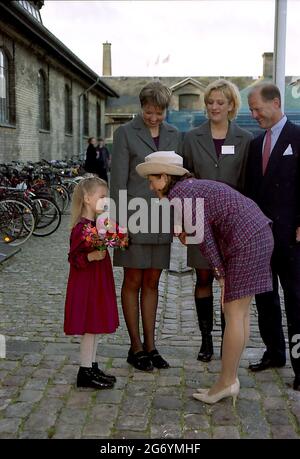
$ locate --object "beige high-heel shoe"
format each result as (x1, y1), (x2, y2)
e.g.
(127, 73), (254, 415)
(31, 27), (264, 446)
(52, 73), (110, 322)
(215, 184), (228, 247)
(193, 379), (240, 406)
(196, 378), (239, 394)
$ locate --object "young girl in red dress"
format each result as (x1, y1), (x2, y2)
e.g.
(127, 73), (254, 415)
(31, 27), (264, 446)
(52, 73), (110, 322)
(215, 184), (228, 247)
(64, 176), (119, 389)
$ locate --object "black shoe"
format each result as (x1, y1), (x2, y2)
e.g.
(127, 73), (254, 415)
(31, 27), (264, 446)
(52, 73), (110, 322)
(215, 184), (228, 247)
(197, 334), (213, 362)
(293, 376), (300, 391)
(249, 358), (285, 372)
(76, 367), (114, 389)
(92, 362), (117, 383)
(147, 349), (170, 369)
(127, 349), (153, 372)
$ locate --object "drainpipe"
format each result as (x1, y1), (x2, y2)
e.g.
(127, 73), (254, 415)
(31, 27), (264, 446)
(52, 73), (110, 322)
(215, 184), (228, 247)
(79, 77), (101, 158)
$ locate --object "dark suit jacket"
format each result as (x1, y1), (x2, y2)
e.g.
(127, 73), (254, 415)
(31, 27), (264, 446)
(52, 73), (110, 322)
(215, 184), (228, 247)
(183, 120), (252, 192)
(110, 114), (182, 244)
(245, 120), (300, 246)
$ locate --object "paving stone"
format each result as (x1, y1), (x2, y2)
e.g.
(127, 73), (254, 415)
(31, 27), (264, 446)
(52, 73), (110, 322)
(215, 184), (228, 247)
(19, 431), (49, 439)
(211, 404), (238, 425)
(212, 426), (241, 439)
(0, 418), (22, 434)
(183, 413), (210, 430)
(95, 390), (123, 404)
(18, 390), (44, 403)
(152, 395), (182, 410)
(58, 407), (88, 425)
(151, 409), (181, 425)
(116, 415), (148, 432)
(45, 384), (72, 398)
(182, 430), (210, 439)
(22, 410), (57, 432)
(263, 397), (287, 410)
(270, 425), (299, 439)
(5, 401), (35, 418)
(120, 397), (151, 417)
(265, 409), (292, 425)
(66, 391), (93, 408)
(150, 424), (182, 439)
(52, 423), (82, 439)
(82, 421), (114, 437)
(112, 430), (149, 439)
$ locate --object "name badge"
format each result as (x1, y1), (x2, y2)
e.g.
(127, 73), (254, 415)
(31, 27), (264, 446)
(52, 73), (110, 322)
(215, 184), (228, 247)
(222, 145), (235, 155)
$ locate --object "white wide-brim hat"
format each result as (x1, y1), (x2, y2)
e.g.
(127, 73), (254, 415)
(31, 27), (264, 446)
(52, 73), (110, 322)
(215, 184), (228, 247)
(136, 151), (189, 178)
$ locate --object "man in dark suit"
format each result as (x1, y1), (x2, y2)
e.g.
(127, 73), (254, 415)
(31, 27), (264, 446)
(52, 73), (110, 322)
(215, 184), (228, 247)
(245, 82), (300, 391)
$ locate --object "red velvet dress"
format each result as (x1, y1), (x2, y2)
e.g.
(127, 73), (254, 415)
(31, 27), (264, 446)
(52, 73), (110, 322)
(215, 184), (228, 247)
(64, 218), (119, 335)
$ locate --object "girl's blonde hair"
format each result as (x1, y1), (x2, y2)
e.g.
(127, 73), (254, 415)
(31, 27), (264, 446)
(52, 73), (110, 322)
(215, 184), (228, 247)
(70, 176), (108, 229)
(204, 79), (241, 120)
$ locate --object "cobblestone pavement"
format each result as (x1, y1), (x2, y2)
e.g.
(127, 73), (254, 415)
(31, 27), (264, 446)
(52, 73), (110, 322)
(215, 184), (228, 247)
(0, 214), (300, 439)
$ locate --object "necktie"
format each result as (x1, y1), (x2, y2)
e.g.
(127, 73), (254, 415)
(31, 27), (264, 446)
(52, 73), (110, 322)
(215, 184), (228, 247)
(262, 129), (272, 175)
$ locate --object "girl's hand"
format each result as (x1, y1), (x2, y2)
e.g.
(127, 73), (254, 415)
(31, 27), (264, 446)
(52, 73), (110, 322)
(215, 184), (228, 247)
(87, 250), (106, 262)
(178, 232), (187, 245)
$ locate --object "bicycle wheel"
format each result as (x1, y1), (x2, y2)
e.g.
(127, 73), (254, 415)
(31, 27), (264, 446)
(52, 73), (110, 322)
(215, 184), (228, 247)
(50, 184), (70, 213)
(31, 197), (61, 237)
(0, 198), (35, 246)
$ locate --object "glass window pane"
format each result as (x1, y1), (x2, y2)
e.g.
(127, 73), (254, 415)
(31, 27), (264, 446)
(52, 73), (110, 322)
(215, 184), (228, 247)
(0, 49), (9, 124)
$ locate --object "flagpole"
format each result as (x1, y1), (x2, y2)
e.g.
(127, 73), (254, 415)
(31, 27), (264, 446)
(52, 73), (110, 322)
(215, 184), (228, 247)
(273, 0), (287, 108)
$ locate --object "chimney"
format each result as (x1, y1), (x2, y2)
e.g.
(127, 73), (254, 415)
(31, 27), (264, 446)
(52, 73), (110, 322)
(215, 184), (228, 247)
(262, 52), (273, 79)
(102, 42), (112, 76)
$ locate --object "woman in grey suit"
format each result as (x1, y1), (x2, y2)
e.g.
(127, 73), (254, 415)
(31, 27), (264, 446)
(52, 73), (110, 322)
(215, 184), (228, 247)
(110, 82), (181, 371)
(183, 79), (253, 362)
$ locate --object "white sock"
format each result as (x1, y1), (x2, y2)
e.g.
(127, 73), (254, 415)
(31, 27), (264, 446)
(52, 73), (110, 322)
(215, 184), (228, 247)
(80, 333), (95, 368)
(92, 335), (99, 363)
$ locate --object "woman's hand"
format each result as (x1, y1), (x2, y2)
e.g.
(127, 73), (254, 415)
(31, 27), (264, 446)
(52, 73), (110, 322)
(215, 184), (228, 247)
(87, 250), (106, 262)
(296, 227), (300, 242)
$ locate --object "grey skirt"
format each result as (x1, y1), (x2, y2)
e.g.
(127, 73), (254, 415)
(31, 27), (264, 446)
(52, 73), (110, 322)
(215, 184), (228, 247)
(187, 245), (211, 269)
(113, 243), (171, 269)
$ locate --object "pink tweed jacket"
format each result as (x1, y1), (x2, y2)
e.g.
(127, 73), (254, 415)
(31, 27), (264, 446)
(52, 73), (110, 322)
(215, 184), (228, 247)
(168, 178), (271, 278)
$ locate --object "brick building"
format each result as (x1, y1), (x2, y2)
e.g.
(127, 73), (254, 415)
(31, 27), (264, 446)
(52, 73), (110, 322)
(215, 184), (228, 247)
(0, 1), (118, 163)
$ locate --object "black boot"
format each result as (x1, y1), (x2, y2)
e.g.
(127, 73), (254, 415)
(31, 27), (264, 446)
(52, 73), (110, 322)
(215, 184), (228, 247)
(195, 297), (214, 362)
(76, 366), (114, 389)
(92, 362), (117, 383)
(220, 311), (226, 358)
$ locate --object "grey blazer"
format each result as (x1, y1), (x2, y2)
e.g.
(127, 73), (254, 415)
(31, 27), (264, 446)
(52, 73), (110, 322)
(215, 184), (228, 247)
(110, 114), (182, 244)
(183, 120), (253, 192)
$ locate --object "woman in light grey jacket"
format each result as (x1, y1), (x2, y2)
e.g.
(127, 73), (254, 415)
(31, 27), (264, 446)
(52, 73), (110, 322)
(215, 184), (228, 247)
(110, 82), (181, 371)
(183, 79), (253, 362)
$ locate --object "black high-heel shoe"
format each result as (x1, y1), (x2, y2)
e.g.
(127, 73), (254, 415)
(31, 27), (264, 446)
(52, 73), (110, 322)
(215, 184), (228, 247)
(92, 362), (117, 383)
(147, 349), (170, 369)
(127, 349), (153, 372)
(76, 367), (114, 389)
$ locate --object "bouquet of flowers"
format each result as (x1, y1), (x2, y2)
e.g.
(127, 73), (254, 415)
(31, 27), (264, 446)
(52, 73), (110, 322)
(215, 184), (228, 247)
(82, 218), (129, 251)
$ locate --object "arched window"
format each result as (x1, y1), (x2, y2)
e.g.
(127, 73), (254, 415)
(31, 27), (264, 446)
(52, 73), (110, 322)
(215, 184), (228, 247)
(65, 84), (73, 134)
(0, 49), (9, 124)
(83, 94), (89, 136)
(38, 69), (50, 130)
(96, 101), (101, 138)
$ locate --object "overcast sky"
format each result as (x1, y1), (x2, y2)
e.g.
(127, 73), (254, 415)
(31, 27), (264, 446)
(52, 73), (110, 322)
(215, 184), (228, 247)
(42, 0), (300, 78)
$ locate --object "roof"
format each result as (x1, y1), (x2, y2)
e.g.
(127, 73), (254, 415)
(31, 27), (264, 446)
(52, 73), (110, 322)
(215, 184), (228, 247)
(240, 77), (300, 111)
(0, 1), (118, 98)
